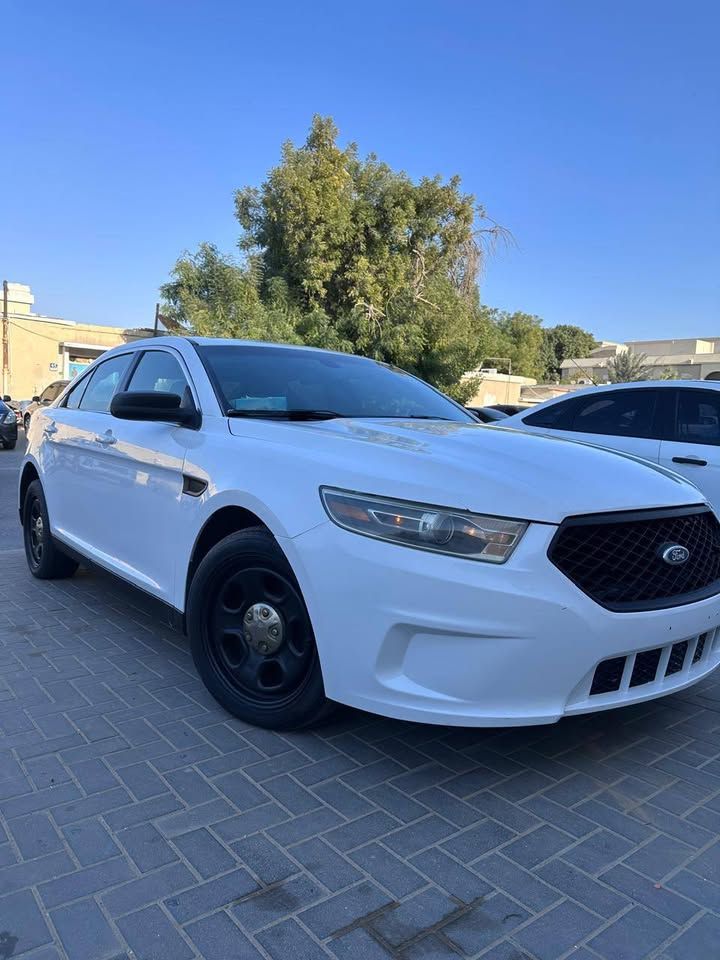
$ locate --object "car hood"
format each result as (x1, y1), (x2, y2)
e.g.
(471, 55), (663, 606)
(228, 417), (705, 524)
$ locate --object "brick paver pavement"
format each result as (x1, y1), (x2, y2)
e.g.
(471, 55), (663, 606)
(0, 550), (719, 959)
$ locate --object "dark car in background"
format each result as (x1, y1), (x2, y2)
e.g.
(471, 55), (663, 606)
(0, 398), (18, 449)
(466, 406), (509, 423)
(2, 394), (22, 425)
(490, 403), (534, 416)
(22, 380), (70, 432)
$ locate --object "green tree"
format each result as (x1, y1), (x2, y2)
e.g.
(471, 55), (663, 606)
(480, 308), (546, 379)
(162, 115), (510, 401)
(541, 324), (597, 381)
(607, 351), (652, 382)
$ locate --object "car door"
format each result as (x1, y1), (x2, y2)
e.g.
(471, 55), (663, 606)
(40, 353), (135, 554)
(520, 388), (662, 463)
(658, 388), (720, 510)
(87, 346), (200, 604)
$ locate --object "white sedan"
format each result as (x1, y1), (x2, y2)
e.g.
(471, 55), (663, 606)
(19, 338), (720, 729)
(502, 380), (720, 509)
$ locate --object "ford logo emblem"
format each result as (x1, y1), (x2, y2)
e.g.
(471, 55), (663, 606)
(661, 544), (690, 566)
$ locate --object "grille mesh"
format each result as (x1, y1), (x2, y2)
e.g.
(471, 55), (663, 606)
(589, 632), (712, 697)
(549, 508), (720, 610)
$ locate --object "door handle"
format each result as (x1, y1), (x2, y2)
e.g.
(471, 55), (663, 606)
(672, 456), (707, 466)
(95, 431), (117, 446)
(43, 423), (58, 437)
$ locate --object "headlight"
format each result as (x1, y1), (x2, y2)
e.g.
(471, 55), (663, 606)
(321, 488), (528, 563)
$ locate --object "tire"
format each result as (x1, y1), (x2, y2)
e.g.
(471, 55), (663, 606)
(4, 440), (16, 450)
(23, 480), (79, 579)
(187, 528), (332, 730)
(23, 415), (31, 432)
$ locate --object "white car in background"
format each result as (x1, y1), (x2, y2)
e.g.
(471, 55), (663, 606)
(19, 339), (720, 730)
(502, 381), (720, 510)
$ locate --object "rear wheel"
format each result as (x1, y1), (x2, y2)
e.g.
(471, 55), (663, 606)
(23, 480), (79, 579)
(187, 529), (331, 730)
(3, 439), (16, 450)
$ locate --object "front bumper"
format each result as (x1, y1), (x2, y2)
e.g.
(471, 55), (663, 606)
(0, 421), (18, 444)
(282, 520), (720, 726)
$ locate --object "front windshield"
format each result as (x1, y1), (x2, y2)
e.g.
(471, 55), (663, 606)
(197, 344), (473, 422)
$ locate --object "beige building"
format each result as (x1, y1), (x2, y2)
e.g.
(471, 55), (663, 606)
(560, 337), (720, 383)
(2, 282), (153, 399)
(464, 369), (537, 408)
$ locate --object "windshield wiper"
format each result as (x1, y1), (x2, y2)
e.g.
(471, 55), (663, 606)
(226, 409), (343, 421)
(370, 415), (456, 421)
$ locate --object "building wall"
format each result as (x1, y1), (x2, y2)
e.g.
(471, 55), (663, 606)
(466, 373), (536, 407)
(625, 338), (715, 356)
(6, 315), (148, 400)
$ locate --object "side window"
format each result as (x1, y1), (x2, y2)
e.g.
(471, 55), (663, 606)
(39, 386), (55, 403)
(675, 390), (720, 446)
(522, 398), (579, 429)
(78, 355), (132, 413)
(64, 376), (91, 410)
(126, 351), (190, 397)
(571, 390), (658, 438)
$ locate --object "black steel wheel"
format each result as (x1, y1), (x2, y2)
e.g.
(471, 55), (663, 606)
(23, 480), (79, 579)
(188, 528), (331, 729)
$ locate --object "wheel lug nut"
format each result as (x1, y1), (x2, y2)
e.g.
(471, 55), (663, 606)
(245, 610), (253, 622)
(261, 608), (270, 619)
(270, 627), (278, 637)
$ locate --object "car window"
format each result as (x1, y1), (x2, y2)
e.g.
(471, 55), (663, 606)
(522, 398), (579, 429)
(78, 355), (132, 413)
(40, 385), (55, 403)
(675, 390), (720, 446)
(569, 390), (658, 438)
(63, 375), (91, 410)
(127, 350), (190, 397)
(197, 344), (472, 421)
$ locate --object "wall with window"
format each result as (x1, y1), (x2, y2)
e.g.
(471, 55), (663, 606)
(5, 316), (153, 401)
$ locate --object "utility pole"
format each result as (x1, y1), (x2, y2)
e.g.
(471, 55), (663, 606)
(153, 302), (161, 337)
(2, 280), (8, 397)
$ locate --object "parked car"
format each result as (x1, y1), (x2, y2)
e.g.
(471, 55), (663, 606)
(466, 406), (509, 423)
(490, 403), (534, 415)
(0, 398), (18, 449)
(19, 338), (720, 729)
(2, 394), (22, 426)
(501, 381), (720, 511)
(23, 380), (70, 431)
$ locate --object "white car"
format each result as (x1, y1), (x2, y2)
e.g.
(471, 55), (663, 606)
(19, 338), (720, 729)
(502, 381), (720, 510)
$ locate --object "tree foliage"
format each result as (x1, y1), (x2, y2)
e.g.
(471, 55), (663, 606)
(161, 116), (511, 400)
(541, 325), (598, 381)
(607, 351), (652, 383)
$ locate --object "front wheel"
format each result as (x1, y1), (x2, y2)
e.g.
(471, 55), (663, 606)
(23, 480), (79, 579)
(23, 415), (31, 432)
(187, 529), (331, 730)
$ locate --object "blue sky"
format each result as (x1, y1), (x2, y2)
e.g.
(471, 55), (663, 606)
(3, 0), (718, 340)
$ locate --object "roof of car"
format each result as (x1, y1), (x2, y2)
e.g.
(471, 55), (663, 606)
(114, 336), (373, 360)
(511, 379), (720, 417)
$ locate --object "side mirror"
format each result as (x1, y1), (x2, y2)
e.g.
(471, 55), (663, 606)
(32, 395), (40, 403)
(110, 391), (199, 428)
(2, 395), (10, 402)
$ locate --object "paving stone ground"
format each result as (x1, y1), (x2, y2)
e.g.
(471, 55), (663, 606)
(1, 445), (719, 959)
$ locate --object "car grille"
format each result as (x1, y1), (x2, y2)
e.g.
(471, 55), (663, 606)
(549, 506), (720, 611)
(590, 631), (713, 696)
